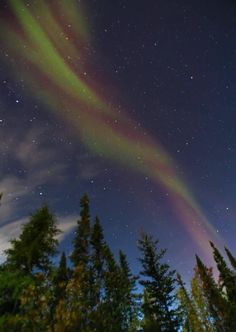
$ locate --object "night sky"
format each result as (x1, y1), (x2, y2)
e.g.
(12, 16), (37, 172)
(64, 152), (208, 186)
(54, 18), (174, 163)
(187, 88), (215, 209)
(0, 0), (236, 280)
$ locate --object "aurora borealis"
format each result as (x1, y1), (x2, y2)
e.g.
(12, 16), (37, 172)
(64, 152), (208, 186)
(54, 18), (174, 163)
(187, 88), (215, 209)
(0, 0), (236, 277)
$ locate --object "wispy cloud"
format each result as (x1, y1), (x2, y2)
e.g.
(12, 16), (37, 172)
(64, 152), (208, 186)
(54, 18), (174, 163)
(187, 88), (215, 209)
(0, 126), (68, 224)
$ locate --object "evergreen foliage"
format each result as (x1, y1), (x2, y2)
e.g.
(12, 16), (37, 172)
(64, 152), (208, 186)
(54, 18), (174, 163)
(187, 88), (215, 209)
(1, 194), (236, 331)
(196, 255), (228, 331)
(5, 205), (60, 275)
(138, 232), (181, 331)
(225, 246), (236, 270)
(190, 268), (214, 331)
(177, 273), (204, 332)
(71, 194), (91, 267)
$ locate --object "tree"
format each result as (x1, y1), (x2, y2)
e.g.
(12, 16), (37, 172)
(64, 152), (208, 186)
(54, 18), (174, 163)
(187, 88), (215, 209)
(91, 221), (138, 332)
(142, 288), (158, 332)
(118, 250), (139, 331)
(90, 216), (106, 307)
(54, 252), (69, 301)
(210, 242), (236, 329)
(138, 233), (181, 332)
(195, 255), (229, 332)
(0, 267), (32, 329)
(100, 244), (123, 332)
(177, 273), (204, 332)
(53, 263), (91, 332)
(225, 246), (236, 271)
(71, 194), (91, 267)
(69, 194), (93, 330)
(210, 242), (236, 301)
(9, 273), (53, 332)
(190, 267), (214, 332)
(5, 205), (60, 275)
(57, 252), (69, 284)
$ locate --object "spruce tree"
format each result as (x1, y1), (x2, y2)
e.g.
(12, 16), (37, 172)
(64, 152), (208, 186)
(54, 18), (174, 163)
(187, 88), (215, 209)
(70, 194), (93, 331)
(102, 244), (123, 332)
(119, 250), (138, 331)
(142, 288), (158, 332)
(225, 246), (236, 271)
(90, 216), (106, 306)
(5, 205), (60, 274)
(177, 273), (203, 332)
(91, 229), (138, 332)
(210, 242), (236, 329)
(195, 255), (229, 332)
(71, 193), (90, 267)
(54, 252), (68, 301)
(138, 232), (181, 332)
(210, 242), (236, 301)
(190, 267), (214, 331)
(57, 252), (68, 283)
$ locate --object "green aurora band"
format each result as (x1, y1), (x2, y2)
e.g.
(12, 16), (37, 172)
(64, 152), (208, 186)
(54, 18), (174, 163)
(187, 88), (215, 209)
(0, 0), (223, 262)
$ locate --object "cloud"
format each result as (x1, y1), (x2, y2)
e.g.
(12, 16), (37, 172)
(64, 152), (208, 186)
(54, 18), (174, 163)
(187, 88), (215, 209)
(0, 123), (85, 263)
(15, 127), (60, 168)
(57, 214), (77, 241)
(0, 125), (68, 224)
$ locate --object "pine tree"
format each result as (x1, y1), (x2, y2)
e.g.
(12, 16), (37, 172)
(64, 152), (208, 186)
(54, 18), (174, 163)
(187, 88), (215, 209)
(138, 232), (181, 332)
(5, 205), (60, 274)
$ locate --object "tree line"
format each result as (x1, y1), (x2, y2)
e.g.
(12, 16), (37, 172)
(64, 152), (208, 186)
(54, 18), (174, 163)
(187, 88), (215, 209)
(0, 194), (236, 331)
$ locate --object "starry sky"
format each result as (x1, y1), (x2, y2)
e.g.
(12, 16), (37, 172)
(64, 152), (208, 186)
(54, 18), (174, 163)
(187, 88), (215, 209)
(0, 0), (236, 279)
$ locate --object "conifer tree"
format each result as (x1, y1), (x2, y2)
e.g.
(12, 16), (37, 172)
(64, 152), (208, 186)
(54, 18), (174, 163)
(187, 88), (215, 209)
(210, 242), (236, 329)
(119, 250), (138, 331)
(225, 246), (236, 270)
(138, 232), (181, 332)
(195, 255), (229, 332)
(0, 267), (32, 323)
(210, 242), (236, 300)
(90, 216), (106, 306)
(102, 244), (123, 332)
(5, 205), (60, 274)
(190, 268), (213, 332)
(58, 252), (68, 283)
(71, 193), (90, 267)
(142, 288), (158, 332)
(70, 194), (93, 330)
(54, 252), (69, 301)
(10, 273), (53, 331)
(177, 273), (203, 332)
